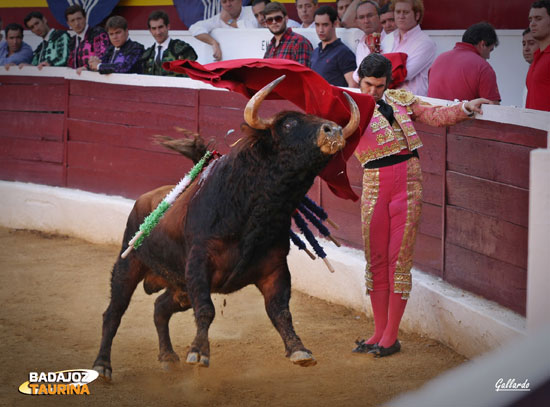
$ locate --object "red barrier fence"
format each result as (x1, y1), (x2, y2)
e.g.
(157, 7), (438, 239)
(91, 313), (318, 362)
(1, 75), (546, 315)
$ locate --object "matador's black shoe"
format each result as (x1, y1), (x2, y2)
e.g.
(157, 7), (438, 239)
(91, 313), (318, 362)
(352, 339), (377, 354)
(368, 340), (401, 358)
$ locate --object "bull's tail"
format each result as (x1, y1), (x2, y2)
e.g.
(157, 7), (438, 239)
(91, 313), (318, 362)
(153, 129), (211, 164)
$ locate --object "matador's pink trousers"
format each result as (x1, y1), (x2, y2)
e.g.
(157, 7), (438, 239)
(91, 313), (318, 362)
(361, 156), (423, 348)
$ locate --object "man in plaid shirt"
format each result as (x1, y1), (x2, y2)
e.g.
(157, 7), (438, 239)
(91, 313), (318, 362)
(262, 2), (313, 67)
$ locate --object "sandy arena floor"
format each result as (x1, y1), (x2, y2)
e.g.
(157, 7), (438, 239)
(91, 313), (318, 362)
(0, 227), (467, 406)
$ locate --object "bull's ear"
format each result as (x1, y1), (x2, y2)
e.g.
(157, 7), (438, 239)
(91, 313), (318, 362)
(244, 75), (286, 130)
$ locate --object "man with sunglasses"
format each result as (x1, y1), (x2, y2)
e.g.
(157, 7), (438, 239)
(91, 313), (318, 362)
(263, 1), (313, 67)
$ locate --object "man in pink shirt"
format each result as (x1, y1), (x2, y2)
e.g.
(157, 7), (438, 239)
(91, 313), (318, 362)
(385, 0), (435, 96)
(427, 22), (501, 103)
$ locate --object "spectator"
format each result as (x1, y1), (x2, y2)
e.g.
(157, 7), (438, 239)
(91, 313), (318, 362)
(341, 0), (382, 32)
(24, 11), (70, 69)
(352, 53), (489, 358)
(522, 28), (538, 106)
(526, 0), (550, 111)
(65, 5), (109, 69)
(253, 0), (300, 28)
(428, 22), (501, 104)
(311, 6), (356, 87)
(384, 0), (436, 95)
(295, 0), (318, 28)
(189, 0), (258, 61)
(0, 23), (33, 67)
(141, 10), (197, 76)
(336, 0), (353, 25)
(350, 1), (384, 85)
(379, 3), (396, 35)
(523, 28), (538, 64)
(86, 16), (144, 74)
(252, 0), (270, 27)
(263, 1), (313, 67)
(0, 17), (4, 43)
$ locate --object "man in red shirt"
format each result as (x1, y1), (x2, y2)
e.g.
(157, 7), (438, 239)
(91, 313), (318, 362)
(428, 22), (501, 103)
(263, 2), (313, 67)
(526, 1), (550, 111)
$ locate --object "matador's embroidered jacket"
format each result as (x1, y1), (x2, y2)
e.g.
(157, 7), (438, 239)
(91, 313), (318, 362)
(141, 39), (197, 76)
(67, 26), (110, 69)
(31, 29), (70, 66)
(355, 89), (468, 166)
(98, 39), (144, 74)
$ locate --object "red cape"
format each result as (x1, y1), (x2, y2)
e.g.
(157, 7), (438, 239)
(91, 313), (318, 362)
(384, 52), (408, 89)
(165, 58), (375, 201)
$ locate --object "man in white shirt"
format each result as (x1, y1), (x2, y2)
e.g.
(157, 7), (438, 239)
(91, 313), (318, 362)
(349, 1), (383, 85)
(189, 0), (258, 61)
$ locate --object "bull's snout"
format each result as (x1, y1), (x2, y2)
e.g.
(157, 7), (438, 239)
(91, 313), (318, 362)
(317, 122), (345, 155)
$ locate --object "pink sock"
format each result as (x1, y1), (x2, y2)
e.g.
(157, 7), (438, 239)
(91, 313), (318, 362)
(366, 290), (389, 345)
(378, 292), (407, 348)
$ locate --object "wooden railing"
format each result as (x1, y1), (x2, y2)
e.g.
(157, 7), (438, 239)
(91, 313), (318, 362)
(1, 72), (547, 315)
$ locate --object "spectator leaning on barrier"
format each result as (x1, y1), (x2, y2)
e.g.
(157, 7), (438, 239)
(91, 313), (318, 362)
(383, 0), (435, 96)
(311, 5), (356, 87)
(141, 10), (197, 76)
(189, 0), (258, 61)
(65, 5), (109, 69)
(24, 11), (70, 69)
(295, 0), (318, 28)
(428, 22), (501, 104)
(0, 23), (33, 67)
(86, 16), (144, 74)
(526, 0), (550, 111)
(263, 1), (314, 67)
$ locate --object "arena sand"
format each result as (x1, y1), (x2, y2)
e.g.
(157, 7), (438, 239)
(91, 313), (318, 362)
(0, 227), (467, 406)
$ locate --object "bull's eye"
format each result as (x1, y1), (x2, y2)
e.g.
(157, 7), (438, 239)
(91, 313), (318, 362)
(283, 119), (297, 132)
(322, 124), (332, 134)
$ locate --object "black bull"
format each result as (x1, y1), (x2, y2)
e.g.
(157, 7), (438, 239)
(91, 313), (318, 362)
(92, 76), (360, 380)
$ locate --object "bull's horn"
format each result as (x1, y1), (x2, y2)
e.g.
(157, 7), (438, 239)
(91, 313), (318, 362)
(244, 75), (286, 130)
(341, 92), (360, 139)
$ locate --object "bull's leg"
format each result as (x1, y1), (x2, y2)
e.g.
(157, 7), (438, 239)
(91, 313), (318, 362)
(184, 247), (215, 367)
(154, 289), (191, 370)
(256, 265), (317, 367)
(93, 257), (145, 381)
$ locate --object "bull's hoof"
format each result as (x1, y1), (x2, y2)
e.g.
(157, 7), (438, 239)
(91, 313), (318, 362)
(159, 354), (181, 371)
(199, 355), (210, 367)
(93, 365), (112, 382)
(159, 351), (180, 363)
(186, 352), (200, 365)
(290, 351), (317, 367)
(186, 351), (210, 367)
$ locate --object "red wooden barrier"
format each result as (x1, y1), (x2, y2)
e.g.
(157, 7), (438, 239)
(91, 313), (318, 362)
(1, 75), (546, 315)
